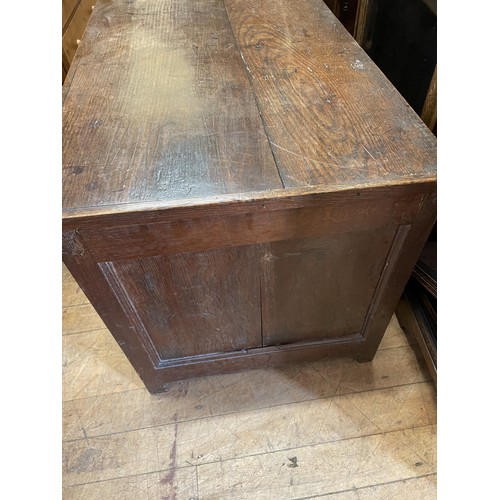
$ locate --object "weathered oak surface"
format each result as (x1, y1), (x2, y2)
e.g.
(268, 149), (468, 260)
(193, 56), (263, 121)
(62, 0), (437, 392)
(62, 0), (436, 216)
(224, 0), (436, 188)
(63, 0), (283, 212)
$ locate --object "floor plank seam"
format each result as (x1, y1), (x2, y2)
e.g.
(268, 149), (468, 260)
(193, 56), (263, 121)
(189, 422), (435, 467)
(62, 380), (435, 442)
(64, 472), (438, 495)
(63, 466), (192, 489)
(194, 465), (200, 499)
(63, 376), (433, 406)
(63, 386), (142, 404)
(62, 302), (96, 311)
(377, 343), (420, 352)
(332, 358), (354, 397)
(62, 327), (109, 337)
(378, 341), (417, 350)
(292, 472), (438, 499)
(63, 427), (436, 489)
(63, 422), (435, 484)
(62, 360), (431, 403)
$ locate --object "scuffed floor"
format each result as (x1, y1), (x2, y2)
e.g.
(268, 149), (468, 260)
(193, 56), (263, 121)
(62, 262), (436, 499)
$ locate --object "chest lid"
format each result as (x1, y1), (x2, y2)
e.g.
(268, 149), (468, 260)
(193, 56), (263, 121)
(63, 0), (436, 219)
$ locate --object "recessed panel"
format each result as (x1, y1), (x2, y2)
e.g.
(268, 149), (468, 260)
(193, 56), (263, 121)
(262, 227), (397, 346)
(108, 245), (261, 360)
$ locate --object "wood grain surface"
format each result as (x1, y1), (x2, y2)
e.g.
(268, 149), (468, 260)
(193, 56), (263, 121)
(63, 0), (282, 212)
(261, 228), (395, 345)
(196, 426), (436, 498)
(76, 184), (423, 261)
(62, 0), (436, 216)
(224, 0), (436, 189)
(106, 245), (261, 359)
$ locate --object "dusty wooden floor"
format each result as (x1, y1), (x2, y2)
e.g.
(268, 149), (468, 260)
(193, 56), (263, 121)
(62, 263), (437, 499)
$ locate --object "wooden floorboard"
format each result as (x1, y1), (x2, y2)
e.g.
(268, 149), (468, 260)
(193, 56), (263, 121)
(195, 426), (436, 499)
(62, 467), (199, 499)
(62, 263), (437, 498)
(63, 280), (90, 308)
(62, 305), (106, 335)
(297, 474), (437, 499)
(378, 314), (416, 350)
(62, 329), (143, 401)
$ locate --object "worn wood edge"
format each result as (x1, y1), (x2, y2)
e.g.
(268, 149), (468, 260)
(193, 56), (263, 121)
(99, 262), (162, 366)
(355, 193), (436, 361)
(79, 199), (419, 262)
(62, 178), (436, 230)
(62, 237), (162, 391)
(148, 336), (364, 391)
(360, 224), (411, 338)
(157, 334), (363, 369)
(62, 0), (437, 217)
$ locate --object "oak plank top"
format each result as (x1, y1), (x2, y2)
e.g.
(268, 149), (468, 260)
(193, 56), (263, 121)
(62, 0), (437, 217)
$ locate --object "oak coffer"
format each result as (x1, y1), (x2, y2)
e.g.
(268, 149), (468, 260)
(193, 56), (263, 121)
(62, 0), (437, 393)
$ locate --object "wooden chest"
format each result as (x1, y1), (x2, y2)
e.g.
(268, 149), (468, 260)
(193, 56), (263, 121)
(62, 0), (437, 393)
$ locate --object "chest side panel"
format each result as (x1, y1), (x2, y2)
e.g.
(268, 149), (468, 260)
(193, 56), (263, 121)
(101, 245), (261, 360)
(63, 184), (435, 391)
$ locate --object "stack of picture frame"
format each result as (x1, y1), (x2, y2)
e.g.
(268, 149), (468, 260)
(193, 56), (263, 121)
(396, 226), (437, 383)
